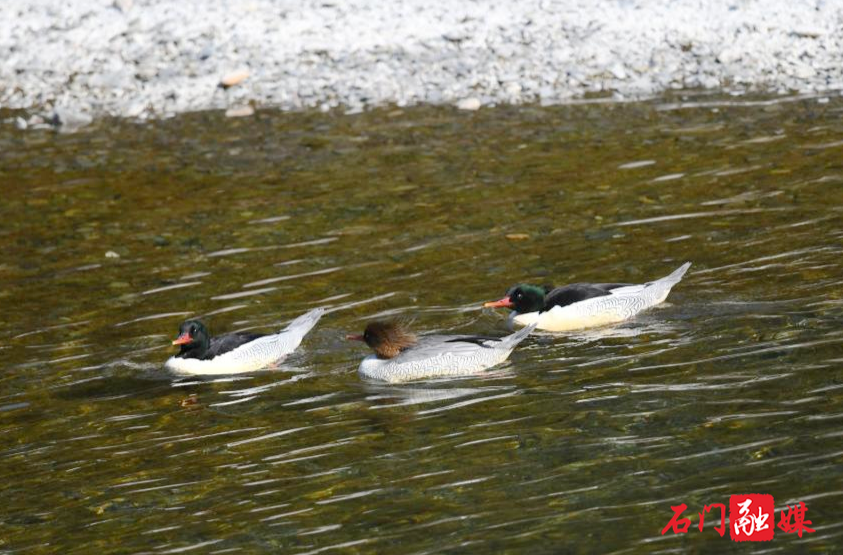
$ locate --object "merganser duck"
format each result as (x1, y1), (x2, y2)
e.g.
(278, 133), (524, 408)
(483, 262), (691, 332)
(163, 307), (324, 376)
(347, 320), (537, 383)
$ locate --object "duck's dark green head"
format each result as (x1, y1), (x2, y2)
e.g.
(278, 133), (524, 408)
(484, 284), (547, 314)
(172, 319), (210, 359)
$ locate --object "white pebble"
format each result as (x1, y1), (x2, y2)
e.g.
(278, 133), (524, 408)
(456, 97), (481, 111)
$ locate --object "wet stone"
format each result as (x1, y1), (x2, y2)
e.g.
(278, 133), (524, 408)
(225, 105), (255, 118)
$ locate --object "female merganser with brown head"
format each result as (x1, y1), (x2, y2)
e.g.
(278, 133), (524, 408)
(347, 320), (537, 383)
(483, 262), (690, 332)
(163, 307), (324, 375)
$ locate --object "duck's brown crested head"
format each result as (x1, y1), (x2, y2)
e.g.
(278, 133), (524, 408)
(358, 320), (417, 359)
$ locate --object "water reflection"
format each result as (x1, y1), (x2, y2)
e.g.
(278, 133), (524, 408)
(365, 383), (513, 408)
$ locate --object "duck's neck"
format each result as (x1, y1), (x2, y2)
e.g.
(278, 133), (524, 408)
(374, 344), (404, 359)
(177, 341), (209, 360)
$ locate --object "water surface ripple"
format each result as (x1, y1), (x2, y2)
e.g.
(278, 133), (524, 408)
(1, 94), (842, 553)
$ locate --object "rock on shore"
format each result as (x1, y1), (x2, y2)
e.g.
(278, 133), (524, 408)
(1, 0), (841, 124)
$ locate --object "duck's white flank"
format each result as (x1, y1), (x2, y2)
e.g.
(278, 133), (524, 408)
(358, 323), (537, 383)
(511, 262), (691, 332)
(163, 307), (324, 376)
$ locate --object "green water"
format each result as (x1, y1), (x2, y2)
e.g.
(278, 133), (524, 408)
(1, 93), (842, 553)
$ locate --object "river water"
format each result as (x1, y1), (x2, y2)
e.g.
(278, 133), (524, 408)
(1, 93), (841, 553)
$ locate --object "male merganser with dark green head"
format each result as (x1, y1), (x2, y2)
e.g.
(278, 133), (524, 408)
(483, 262), (690, 332)
(163, 307), (324, 375)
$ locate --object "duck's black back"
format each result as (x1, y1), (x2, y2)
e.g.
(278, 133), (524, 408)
(205, 332), (266, 359)
(543, 283), (630, 310)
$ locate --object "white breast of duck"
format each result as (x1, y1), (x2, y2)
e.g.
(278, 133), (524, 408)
(489, 262), (690, 332)
(350, 321), (537, 383)
(163, 308), (324, 376)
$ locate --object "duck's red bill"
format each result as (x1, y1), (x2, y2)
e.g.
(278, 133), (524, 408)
(172, 333), (192, 346)
(346, 334), (364, 341)
(483, 297), (513, 308)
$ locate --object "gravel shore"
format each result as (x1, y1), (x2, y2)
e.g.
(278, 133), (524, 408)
(1, 0), (841, 128)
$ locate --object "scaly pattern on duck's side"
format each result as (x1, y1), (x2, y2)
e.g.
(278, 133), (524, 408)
(359, 324), (536, 383)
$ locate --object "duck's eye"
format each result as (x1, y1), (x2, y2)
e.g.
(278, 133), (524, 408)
(190, 326), (197, 335)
